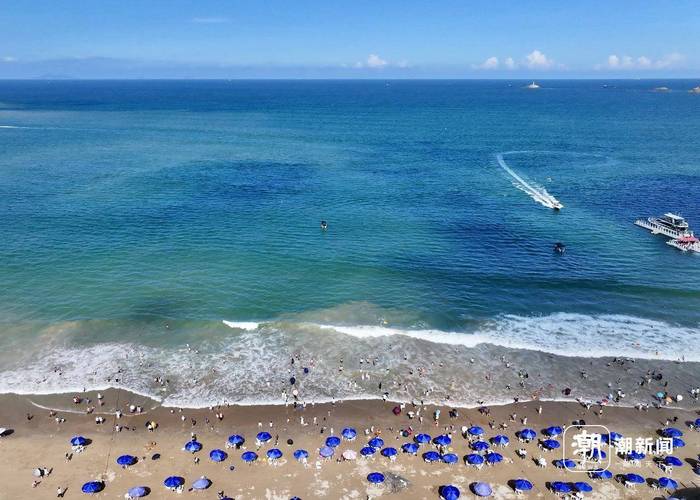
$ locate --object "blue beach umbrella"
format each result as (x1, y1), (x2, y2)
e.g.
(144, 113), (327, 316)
(341, 428), (357, 440)
(661, 427), (683, 438)
(544, 426), (563, 437)
(127, 486), (148, 498)
(209, 449), (227, 462)
(293, 449), (309, 461)
(227, 435), (245, 447)
(192, 477), (211, 490)
(184, 440), (202, 453)
(414, 433), (431, 444)
(256, 431), (272, 443)
(117, 454), (137, 467)
(512, 479), (533, 492)
(601, 432), (623, 444)
(658, 477), (678, 490)
(490, 435), (509, 447)
(466, 453), (485, 466)
(267, 448), (283, 460)
(433, 434), (452, 446)
(163, 476), (184, 489)
(672, 437), (685, 448)
(325, 436), (341, 448)
(471, 482), (492, 497)
(441, 453), (458, 464)
(360, 446), (376, 456)
(551, 482), (572, 494)
(71, 436), (88, 447)
(664, 456), (683, 467)
(471, 440), (489, 452)
(241, 451), (258, 463)
(574, 482), (593, 493)
(627, 451), (645, 461)
(368, 437), (384, 449)
(468, 426), (484, 436)
(485, 452), (503, 464)
(588, 448), (606, 460)
(439, 485), (460, 500)
(695, 418), (700, 427)
(319, 446), (334, 458)
(402, 442), (419, 454)
(625, 473), (645, 484)
(367, 472), (385, 484)
(381, 447), (397, 458)
(554, 458), (576, 469)
(423, 451), (441, 462)
(81, 481), (104, 494)
(543, 439), (560, 450)
(519, 429), (536, 440)
(589, 469), (612, 480)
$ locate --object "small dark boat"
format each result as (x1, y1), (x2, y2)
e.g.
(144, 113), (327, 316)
(554, 242), (566, 254)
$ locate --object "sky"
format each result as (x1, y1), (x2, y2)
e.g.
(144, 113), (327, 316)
(1, 0), (698, 79)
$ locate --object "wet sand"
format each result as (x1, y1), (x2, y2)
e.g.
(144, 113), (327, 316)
(0, 391), (699, 499)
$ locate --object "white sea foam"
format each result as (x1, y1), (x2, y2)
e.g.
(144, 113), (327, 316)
(222, 320), (260, 331)
(496, 152), (563, 209)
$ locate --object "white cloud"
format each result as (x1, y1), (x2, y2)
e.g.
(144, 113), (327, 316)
(524, 50), (554, 69)
(191, 17), (229, 24)
(504, 57), (516, 69)
(473, 56), (499, 70)
(598, 53), (684, 70)
(355, 54), (390, 69)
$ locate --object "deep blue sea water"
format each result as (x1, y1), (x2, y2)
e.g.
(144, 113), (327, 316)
(1, 80), (699, 405)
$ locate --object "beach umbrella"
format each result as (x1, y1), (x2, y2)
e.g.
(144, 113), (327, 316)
(341, 428), (357, 440)
(664, 456), (683, 467)
(381, 447), (397, 458)
(550, 482), (572, 494)
(672, 437), (685, 448)
(542, 439), (560, 450)
(192, 477), (211, 490)
(554, 458), (576, 469)
(402, 442), (419, 454)
(574, 482), (593, 493)
(589, 469), (612, 480)
(433, 434), (452, 446)
(439, 484), (460, 500)
(241, 451), (258, 463)
(465, 453), (485, 466)
(471, 441), (489, 452)
(368, 437), (384, 449)
(694, 418), (700, 428)
(256, 431), (272, 443)
(342, 450), (357, 460)
(367, 472), (385, 484)
(601, 432), (623, 444)
(471, 482), (492, 497)
(184, 440), (202, 453)
(485, 452), (503, 465)
(442, 453), (458, 464)
(661, 427), (683, 438)
(519, 429), (536, 441)
(414, 433), (431, 444)
(227, 434), (244, 447)
(267, 448), (283, 460)
(81, 481), (104, 494)
(544, 426), (563, 437)
(468, 426), (484, 437)
(163, 476), (184, 489)
(588, 448), (606, 460)
(625, 473), (645, 485)
(658, 477), (678, 490)
(319, 446), (334, 458)
(360, 446), (376, 456)
(117, 454), (137, 467)
(423, 451), (441, 462)
(490, 435), (509, 447)
(512, 479), (533, 492)
(71, 436), (88, 447)
(325, 436), (341, 448)
(293, 449), (309, 461)
(127, 486), (148, 498)
(209, 449), (227, 462)
(626, 451), (645, 461)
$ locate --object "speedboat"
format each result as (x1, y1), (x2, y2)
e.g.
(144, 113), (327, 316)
(526, 81), (540, 89)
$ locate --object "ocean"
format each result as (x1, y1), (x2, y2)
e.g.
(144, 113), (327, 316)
(1, 79), (699, 407)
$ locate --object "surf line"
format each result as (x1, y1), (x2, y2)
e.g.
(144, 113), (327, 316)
(495, 152), (563, 209)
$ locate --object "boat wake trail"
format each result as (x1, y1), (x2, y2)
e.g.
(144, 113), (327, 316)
(496, 152), (562, 209)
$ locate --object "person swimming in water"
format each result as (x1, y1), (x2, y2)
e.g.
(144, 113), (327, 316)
(320, 220), (328, 230)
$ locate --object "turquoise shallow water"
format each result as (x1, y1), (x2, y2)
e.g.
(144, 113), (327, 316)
(0, 80), (699, 405)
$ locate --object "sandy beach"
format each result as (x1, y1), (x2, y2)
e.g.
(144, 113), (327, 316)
(0, 390), (698, 499)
